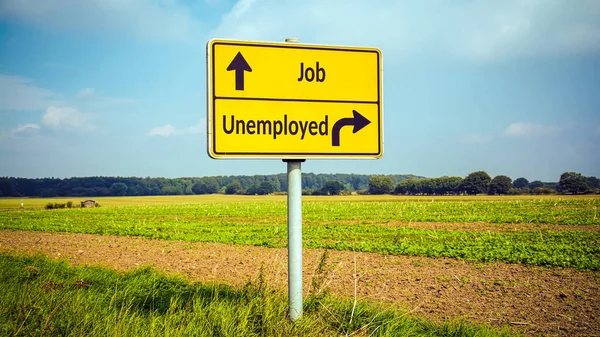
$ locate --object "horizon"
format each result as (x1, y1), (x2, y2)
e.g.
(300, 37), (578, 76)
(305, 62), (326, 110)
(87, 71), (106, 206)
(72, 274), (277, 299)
(1, 171), (575, 184)
(1, 1), (599, 181)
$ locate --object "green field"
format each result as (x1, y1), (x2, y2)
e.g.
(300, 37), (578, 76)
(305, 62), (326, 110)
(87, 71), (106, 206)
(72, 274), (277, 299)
(1, 195), (599, 270)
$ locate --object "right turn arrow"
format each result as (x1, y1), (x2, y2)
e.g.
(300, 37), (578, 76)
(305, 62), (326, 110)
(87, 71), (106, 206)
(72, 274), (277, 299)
(331, 110), (371, 146)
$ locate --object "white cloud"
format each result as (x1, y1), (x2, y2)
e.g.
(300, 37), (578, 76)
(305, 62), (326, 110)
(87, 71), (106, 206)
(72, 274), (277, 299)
(0, 75), (57, 111)
(0, 0), (202, 43)
(504, 122), (559, 137)
(210, 0), (600, 61)
(186, 122), (204, 134)
(148, 124), (178, 137)
(1, 105), (96, 143)
(42, 106), (94, 130)
(148, 120), (205, 137)
(0, 74), (137, 138)
(3, 1), (597, 59)
(76, 88), (96, 99)
(0, 76), (136, 114)
(11, 123), (40, 133)
(462, 133), (493, 143)
(0, 123), (40, 141)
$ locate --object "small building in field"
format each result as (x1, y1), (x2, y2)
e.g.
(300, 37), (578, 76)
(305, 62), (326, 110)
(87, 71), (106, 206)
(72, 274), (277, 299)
(81, 200), (96, 208)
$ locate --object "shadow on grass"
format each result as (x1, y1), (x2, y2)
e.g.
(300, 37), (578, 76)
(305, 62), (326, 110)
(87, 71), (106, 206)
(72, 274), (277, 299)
(1, 252), (518, 337)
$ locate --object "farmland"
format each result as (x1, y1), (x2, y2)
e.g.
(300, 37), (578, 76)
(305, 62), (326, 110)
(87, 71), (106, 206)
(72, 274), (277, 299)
(1, 194), (599, 336)
(1, 195), (599, 269)
(0, 252), (515, 337)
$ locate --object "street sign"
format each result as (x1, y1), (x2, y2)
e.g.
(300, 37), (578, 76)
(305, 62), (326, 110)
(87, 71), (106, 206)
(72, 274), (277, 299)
(206, 39), (383, 159)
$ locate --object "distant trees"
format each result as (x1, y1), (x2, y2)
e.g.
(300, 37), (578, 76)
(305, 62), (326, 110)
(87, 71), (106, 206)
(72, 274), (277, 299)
(532, 187), (555, 195)
(109, 183), (128, 196)
(513, 177), (529, 189)
(258, 182), (275, 195)
(308, 180), (348, 195)
(394, 179), (419, 195)
(557, 172), (588, 194)
(587, 176), (600, 190)
(225, 181), (242, 195)
(435, 176), (463, 195)
(0, 174), (411, 197)
(368, 176), (394, 194)
(247, 182), (275, 195)
(191, 182), (203, 194)
(458, 171), (491, 195)
(394, 176), (462, 195)
(528, 180), (544, 189)
(39, 189), (58, 198)
(192, 177), (219, 194)
(1, 172), (597, 198)
(246, 185), (259, 195)
(161, 186), (182, 195)
(322, 181), (344, 195)
(488, 175), (512, 195)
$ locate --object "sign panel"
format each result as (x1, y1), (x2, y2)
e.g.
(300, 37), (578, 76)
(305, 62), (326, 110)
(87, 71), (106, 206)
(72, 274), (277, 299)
(207, 39), (383, 159)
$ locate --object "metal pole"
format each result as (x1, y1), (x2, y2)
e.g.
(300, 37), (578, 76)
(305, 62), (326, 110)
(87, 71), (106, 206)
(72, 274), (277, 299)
(286, 160), (303, 321)
(284, 36), (303, 322)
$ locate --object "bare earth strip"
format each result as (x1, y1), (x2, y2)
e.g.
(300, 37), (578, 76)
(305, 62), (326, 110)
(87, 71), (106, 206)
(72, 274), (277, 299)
(0, 230), (598, 337)
(318, 220), (600, 232)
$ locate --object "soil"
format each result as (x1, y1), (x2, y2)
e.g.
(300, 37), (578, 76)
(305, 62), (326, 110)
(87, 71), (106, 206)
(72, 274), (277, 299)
(1, 230), (598, 337)
(318, 220), (600, 233)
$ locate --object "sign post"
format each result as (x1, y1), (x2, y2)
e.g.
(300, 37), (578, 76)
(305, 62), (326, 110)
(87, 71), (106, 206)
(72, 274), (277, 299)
(206, 37), (383, 322)
(285, 158), (303, 320)
(283, 37), (304, 322)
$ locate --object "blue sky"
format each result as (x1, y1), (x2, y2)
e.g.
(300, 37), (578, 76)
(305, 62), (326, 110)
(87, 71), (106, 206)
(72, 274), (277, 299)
(0, 0), (599, 182)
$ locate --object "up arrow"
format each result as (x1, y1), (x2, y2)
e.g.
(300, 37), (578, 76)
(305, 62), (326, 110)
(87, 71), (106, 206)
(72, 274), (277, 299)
(227, 52), (252, 91)
(332, 110), (371, 146)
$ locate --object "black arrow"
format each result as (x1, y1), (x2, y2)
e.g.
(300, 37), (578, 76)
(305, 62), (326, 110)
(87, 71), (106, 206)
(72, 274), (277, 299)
(227, 52), (252, 91)
(332, 110), (371, 146)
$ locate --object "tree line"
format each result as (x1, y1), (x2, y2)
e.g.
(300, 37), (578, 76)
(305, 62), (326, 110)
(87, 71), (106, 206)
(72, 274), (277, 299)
(0, 173), (421, 197)
(367, 171), (599, 195)
(0, 171), (596, 198)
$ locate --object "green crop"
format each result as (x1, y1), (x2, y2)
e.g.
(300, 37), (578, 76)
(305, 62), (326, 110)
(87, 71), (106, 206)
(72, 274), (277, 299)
(1, 198), (598, 270)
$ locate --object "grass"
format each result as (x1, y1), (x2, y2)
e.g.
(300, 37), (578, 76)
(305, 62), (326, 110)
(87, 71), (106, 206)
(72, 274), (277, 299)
(0, 253), (516, 337)
(1, 196), (599, 270)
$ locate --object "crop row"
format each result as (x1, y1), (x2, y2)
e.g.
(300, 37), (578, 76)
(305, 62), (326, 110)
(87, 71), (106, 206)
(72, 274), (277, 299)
(7, 198), (598, 225)
(1, 199), (598, 270)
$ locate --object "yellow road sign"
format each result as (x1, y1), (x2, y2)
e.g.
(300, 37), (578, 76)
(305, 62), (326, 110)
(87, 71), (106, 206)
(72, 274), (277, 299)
(206, 39), (383, 159)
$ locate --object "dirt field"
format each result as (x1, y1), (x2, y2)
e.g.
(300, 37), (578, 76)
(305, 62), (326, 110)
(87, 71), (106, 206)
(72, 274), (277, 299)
(319, 220), (600, 233)
(1, 230), (598, 336)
